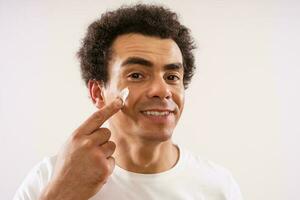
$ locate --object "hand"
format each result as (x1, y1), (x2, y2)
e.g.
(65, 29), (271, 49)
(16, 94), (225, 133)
(40, 97), (123, 200)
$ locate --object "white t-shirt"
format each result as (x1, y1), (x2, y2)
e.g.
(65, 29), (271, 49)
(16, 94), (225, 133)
(14, 145), (243, 200)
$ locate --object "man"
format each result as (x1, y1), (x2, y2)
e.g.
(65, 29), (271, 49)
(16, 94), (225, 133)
(14, 4), (243, 200)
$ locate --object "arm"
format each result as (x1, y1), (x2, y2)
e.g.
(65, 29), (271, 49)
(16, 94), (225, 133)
(14, 97), (123, 200)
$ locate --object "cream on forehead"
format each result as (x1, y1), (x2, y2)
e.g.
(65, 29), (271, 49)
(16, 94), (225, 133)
(119, 87), (129, 104)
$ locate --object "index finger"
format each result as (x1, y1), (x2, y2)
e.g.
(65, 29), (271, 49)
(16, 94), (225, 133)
(76, 97), (123, 135)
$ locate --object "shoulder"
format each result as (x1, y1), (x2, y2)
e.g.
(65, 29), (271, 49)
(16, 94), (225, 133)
(179, 145), (233, 177)
(13, 156), (57, 200)
(178, 145), (243, 199)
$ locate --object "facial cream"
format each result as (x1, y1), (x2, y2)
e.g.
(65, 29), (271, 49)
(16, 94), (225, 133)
(119, 87), (129, 105)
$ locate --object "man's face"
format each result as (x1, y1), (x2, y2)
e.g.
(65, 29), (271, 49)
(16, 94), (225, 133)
(102, 33), (185, 142)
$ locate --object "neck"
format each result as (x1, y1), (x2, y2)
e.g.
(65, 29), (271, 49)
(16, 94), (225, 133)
(111, 132), (179, 174)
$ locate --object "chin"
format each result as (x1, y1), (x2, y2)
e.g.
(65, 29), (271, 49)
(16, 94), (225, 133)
(138, 130), (173, 142)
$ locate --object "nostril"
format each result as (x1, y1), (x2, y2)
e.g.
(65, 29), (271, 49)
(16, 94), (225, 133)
(147, 80), (172, 99)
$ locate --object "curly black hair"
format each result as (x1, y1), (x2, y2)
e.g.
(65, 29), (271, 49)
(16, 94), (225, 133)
(77, 4), (196, 89)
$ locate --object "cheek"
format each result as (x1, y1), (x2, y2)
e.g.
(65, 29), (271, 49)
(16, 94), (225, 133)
(124, 86), (143, 111)
(171, 90), (185, 118)
(103, 80), (126, 104)
(173, 87), (185, 107)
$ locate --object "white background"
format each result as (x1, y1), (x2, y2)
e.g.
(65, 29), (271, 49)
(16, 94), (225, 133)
(1, 0), (299, 199)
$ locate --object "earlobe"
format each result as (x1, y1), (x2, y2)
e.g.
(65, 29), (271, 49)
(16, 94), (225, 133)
(95, 98), (104, 109)
(88, 79), (105, 109)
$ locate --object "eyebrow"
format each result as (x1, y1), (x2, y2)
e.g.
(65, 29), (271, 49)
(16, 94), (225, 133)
(121, 56), (183, 71)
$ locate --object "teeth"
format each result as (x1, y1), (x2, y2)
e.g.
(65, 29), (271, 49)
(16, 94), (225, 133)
(142, 111), (170, 116)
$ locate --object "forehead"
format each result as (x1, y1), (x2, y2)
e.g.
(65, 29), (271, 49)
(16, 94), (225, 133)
(110, 33), (183, 64)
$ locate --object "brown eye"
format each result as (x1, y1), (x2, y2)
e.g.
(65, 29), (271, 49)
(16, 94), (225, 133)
(128, 72), (144, 80)
(167, 74), (180, 81)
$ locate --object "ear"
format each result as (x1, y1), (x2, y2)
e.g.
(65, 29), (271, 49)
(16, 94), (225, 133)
(88, 79), (105, 109)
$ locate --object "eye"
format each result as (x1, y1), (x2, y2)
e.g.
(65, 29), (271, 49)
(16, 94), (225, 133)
(128, 72), (144, 80)
(166, 74), (180, 81)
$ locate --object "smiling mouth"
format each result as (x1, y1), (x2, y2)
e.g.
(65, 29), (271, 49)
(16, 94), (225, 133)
(139, 109), (175, 124)
(140, 109), (175, 117)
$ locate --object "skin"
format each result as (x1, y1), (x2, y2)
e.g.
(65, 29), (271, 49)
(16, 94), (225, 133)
(40, 98), (123, 200)
(39, 33), (185, 200)
(92, 33), (185, 173)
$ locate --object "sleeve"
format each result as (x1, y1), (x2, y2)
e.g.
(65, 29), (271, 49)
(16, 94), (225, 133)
(13, 157), (56, 200)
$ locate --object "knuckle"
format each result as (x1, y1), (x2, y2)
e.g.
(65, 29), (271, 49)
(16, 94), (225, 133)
(108, 156), (115, 167)
(69, 134), (81, 146)
(99, 141), (116, 157)
(106, 141), (116, 151)
(71, 130), (81, 141)
(91, 151), (104, 165)
(96, 174), (108, 184)
(99, 128), (111, 139)
(102, 162), (111, 176)
(97, 177), (107, 184)
(81, 138), (93, 148)
(93, 149), (105, 159)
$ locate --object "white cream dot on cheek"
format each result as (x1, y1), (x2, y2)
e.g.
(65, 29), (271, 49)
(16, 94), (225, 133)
(119, 87), (129, 105)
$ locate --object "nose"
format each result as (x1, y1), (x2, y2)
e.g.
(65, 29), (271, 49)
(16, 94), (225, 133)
(146, 76), (172, 100)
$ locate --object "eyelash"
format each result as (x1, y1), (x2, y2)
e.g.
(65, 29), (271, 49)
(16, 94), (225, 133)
(127, 72), (181, 82)
(128, 72), (144, 80)
(166, 74), (180, 81)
